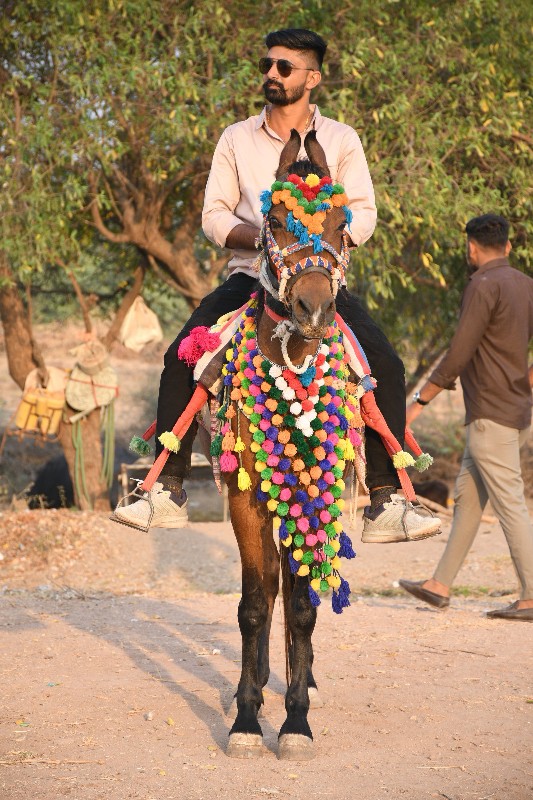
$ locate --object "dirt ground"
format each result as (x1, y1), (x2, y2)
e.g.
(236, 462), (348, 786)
(1, 505), (533, 800)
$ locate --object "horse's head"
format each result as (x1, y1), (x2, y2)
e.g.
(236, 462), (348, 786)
(259, 130), (352, 340)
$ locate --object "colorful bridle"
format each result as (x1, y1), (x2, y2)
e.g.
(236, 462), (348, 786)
(258, 172), (353, 302)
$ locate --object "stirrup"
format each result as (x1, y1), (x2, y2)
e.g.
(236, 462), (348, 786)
(109, 480), (155, 532)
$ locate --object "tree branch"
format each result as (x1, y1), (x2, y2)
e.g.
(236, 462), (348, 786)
(102, 265), (145, 349)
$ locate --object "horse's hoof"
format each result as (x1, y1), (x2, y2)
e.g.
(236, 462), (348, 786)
(308, 686), (323, 708)
(226, 696), (264, 718)
(227, 732), (264, 759)
(278, 734), (315, 761)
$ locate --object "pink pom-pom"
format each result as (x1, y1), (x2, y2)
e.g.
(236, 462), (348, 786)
(272, 472), (284, 485)
(262, 439), (274, 454)
(316, 529), (327, 543)
(279, 488), (291, 501)
(289, 504), (302, 517)
(249, 384), (260, 396)
(177, 326), (221, 366)
(220, 451), (238, 472)
(330, 415), (340, 426)
(305, 533), (318, 546)
(259, 419), (270, 431)
(328, 433), (339, 445)
(244, 367), (255, 379)
(329, 453), (338, 465)
(315, 549), (325, 562)
(320, 510), (331, 523)
(296, 518), (309, 532)
(322, 491), (334, 505)
(267, 455), (279, 467)
(332, 396), (342, 407)
(324, 471), (335, 485)
(253, 403), (265, 414)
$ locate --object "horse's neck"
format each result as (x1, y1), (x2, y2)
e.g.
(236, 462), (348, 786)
(257, 311), (319, 367)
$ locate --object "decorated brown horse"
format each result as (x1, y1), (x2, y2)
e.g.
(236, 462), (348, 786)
(123, 130), (432, 760)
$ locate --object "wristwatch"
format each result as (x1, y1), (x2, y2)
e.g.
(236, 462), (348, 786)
(413, 390), (429, 406)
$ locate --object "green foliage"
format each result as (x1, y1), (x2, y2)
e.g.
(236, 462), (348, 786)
(1, 0), (531, 371)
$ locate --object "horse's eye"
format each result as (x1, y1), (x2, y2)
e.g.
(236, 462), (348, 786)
(269, 216), (283, 230)
(337, 222), (346, 231)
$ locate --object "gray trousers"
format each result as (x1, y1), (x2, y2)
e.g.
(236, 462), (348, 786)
(434, 419), (533, 599)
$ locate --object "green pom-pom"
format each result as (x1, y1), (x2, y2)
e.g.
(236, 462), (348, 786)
(320, 579), (330, 592)
(302, 551), (314, 565)
(277, 502), (289, 517)
(286, 519), (296, 533)
(293, 533), (305, 547)
(414, 452), (434, 472)
(323, 544), (335, 557)
(129, 436), (152, 457)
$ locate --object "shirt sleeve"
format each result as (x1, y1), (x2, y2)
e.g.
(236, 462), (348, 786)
(429, 279), (496, 389)
(202, 128), (244, 248)
(336, 127), (377, 247)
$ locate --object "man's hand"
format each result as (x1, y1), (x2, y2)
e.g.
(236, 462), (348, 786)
(225, 223), (261, 251)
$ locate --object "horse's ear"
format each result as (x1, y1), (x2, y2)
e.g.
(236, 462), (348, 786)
(304, 130), (328, 175)
(275, 129), (301, 178)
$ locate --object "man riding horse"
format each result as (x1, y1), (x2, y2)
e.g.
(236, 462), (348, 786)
(113, 27), (441, 543)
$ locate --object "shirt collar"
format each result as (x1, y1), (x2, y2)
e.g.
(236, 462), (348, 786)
(471, 256), (510, 278)
(256, 104), (321, 132)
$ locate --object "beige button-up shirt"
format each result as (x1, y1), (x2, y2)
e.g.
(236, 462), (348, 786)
(202, 106), (377, 276)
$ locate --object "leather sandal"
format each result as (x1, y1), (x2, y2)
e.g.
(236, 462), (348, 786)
(398, 579), (450, 609)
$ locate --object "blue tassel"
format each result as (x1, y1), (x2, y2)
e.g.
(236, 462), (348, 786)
(298, 227), (310, 245)
(332, 577), (351, 614)
(300, 365), (316, 387)
(338, 531), (356, 559)
(288, 552), (299, 574)
(308, 586), (321, 607)
(342, 205), (353, 230)
(311, 234), (323, 253)
(286, 211), (295, 232)
(260, 190), (272, 214)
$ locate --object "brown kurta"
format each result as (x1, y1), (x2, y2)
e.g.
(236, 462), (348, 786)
(429, 257), (533, 429)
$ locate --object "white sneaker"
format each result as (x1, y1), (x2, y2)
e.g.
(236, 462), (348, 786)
(111, 482), (188, 531)
(361, 494), (441, 543)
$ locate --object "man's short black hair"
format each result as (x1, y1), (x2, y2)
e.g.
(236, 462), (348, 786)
(265, 29), (327, 69)
(465, 214), (510, 249)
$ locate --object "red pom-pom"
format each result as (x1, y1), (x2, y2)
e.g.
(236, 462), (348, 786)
(177, 326), (221, 366)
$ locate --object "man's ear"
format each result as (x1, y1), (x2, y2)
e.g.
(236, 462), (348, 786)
(306, 70), (321, 91)
(505, 240), (512, 256)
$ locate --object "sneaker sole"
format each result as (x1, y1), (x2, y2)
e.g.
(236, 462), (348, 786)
(361, 522), (442, 544)
(109, 512), (189, 531)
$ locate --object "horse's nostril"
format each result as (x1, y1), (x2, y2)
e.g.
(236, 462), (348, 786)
(297, 298), (312, 317)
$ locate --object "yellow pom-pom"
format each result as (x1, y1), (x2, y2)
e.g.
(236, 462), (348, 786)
(234, 436), (245, 453)
(261, 480), (272, 492)
(337, 498), (345, 511)
(336, 478), (346, 491)
(267, 498), (278, 512)
(310, 578), (321, 591)
(333, 521), (343, 534)
(392, 451), (416, 469)
(337, 459), (346, 471)
(292, 548), (303, 562)
(305, 173), (320, 187)
(282, 535), (293, 548)
(344, 406), (354, 421)
(225, 348), (234, 361)
(250, 441), (260, 453)
(331, 539), (341, 553)
(331, 556), (341, 571)
(242, 405), (252, 416)
(273, 516), (281, 529)
(254, 461), (264, 472)
(344, 439), (356, 460)
(237, 467), (252, 491)
(158, 431), (181, 453)
(328, 574), (341, 589)
(297, 564), (310, 577)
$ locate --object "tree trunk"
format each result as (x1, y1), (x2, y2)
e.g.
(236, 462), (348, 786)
(0, 252), (43, 389)
(58, 406), (110, 512)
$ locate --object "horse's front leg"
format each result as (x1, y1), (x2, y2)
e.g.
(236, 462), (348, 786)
(227, 497), (268, 758)
(257, 527), (279, 689)
(279, 576), (317, 760)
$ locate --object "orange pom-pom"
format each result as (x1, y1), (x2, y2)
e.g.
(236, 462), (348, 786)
(313, 446), (326, 461)
(278, 430), (291, 444)
(308, 484), (319, 498)
(299, 471), (311, 485)
(284, 443), (297, 457)
(271, 414), (283, 426)
(225, 405), (236, 419)
(293, 458), (304, 472)
(309, 465), (322, 480)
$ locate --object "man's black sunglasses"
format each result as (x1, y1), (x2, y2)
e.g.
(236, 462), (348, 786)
(258, 57), (315, 79)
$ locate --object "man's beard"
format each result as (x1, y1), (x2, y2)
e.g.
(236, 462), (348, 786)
(263, 79), (306, 107)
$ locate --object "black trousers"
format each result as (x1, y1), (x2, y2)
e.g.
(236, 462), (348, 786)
(155, 273), (405, 489)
